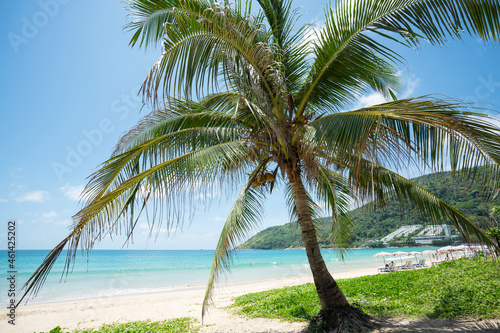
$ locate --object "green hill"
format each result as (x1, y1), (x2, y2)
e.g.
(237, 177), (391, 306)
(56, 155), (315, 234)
(239, 168), (500, 249)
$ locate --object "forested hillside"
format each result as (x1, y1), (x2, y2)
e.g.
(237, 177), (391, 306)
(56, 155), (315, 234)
(240, 168), (500, 249)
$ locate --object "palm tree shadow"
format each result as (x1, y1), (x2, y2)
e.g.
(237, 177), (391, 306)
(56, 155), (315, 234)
(369, 285), (500, 332)
(373, 317), (500, 332)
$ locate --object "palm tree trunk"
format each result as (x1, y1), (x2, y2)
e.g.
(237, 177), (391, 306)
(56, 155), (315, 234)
(285, 162), (378, 331)
(285, 162), (348, 310)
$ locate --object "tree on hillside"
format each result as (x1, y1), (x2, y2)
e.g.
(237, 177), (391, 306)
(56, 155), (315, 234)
(21, 0), (500, 331)
(488, 206), (500, 249)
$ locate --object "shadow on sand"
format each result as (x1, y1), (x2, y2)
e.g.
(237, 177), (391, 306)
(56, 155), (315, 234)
(371, 317), (500, 332)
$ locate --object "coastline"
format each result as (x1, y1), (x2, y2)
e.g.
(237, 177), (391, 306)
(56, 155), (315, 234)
(2, 248), (408, 307)
(2, 268), (377, 333)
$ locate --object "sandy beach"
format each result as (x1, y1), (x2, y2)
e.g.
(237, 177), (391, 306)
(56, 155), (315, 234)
(1, 268), (377, 333)
(5, 264), (499, 333)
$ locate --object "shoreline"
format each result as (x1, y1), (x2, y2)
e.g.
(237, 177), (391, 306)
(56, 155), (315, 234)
(2, 268), (377, 333)
(4, 247), (401, 307)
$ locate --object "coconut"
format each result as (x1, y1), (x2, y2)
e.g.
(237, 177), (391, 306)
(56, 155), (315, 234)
(265, 173), (275, 181)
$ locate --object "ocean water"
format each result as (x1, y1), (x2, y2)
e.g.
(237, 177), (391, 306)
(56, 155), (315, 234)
(0, 247), (439, 305)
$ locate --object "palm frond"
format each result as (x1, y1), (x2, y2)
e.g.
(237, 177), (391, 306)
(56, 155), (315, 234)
(111, 98), (237, 156)
(139, 1), (282, 108)
(257, 0), (296, 47)
(199, 91), (293, 161)
(376, 0), (500, 46)
(202, 179), (265, 319)
(313, 164), (354, 257)
(199, 92), (242, 114)
(311, 96), (500, 188)
(19, 138), (252, 304)
(297, 0), (500, 115)
(355, 161), (499, 250)
(296, 0), (406, 114)
(124, 0), (214, 48)
(256, 0), (311, 93)
(17, 239), (68, 306)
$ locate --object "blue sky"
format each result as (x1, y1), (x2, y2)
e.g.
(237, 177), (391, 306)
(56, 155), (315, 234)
(1, 0), (500, 250)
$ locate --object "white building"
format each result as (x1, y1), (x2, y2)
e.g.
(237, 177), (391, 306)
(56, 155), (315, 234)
(412, 224), (454, 244)
(413, 235), (446, 244)
(381, 225), (423, 243)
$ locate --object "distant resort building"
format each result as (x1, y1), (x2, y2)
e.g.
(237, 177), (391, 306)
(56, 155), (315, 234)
(412, 235), (445, 244)
(379, 224), (456, 245)
(412, 224), (451, 244)
(381, 225), (423, 243)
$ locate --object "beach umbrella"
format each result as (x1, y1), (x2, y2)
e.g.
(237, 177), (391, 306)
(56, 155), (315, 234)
(373, 251), (393, 265)
(393, 251), (408, 265)
(373, 252), (393, 257)
(454, 244), (477, 257)
(437, 246), (454, 253)
(437, 246), (455, 259)
(451, 245), (468, 258)
(467, 244), (484, 255)
(422, 249), (437, 261)
(469, 244), (489, 256)
(409, 251), (421, 261)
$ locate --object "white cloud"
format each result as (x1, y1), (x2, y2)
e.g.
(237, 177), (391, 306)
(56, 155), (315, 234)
(302, 22), (325, 51)
(0, 198), (8, 203)
(355, 92), (388, 109)
(9, 167), (23, 178)
(15, 191), (50, 203)
(400, 76), (420, 99)
(60, 184), (85, 201)
(353, 75), (421, 109)
(487, 116), (500, 128)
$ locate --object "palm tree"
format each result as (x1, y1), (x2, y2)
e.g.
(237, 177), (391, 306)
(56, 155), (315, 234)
(21, 0), (500, 330)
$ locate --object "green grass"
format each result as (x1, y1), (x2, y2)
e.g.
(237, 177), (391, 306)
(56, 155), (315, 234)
(231, 257), (500, 321)
(46, 317), (200, 333)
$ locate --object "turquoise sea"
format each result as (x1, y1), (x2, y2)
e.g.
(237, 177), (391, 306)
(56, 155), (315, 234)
(0, 247), (439, 305)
